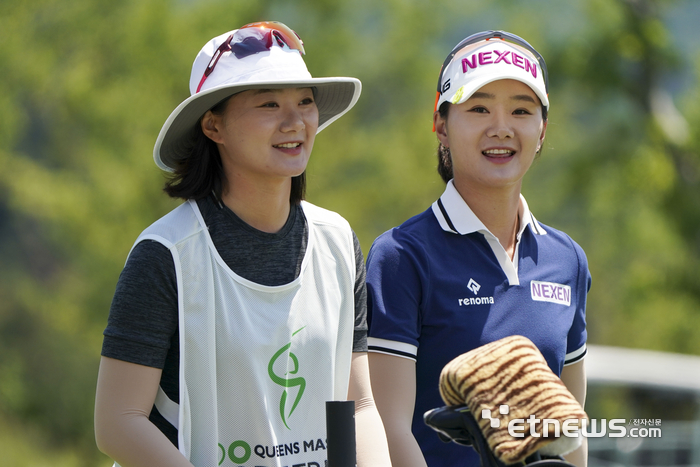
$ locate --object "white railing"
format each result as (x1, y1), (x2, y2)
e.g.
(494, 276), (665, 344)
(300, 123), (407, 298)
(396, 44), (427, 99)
(588, 420), (700, 467)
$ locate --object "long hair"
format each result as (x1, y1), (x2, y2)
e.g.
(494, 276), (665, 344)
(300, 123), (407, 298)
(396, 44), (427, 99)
(435, 101), (548, 184)
(163, 97), (306, 203)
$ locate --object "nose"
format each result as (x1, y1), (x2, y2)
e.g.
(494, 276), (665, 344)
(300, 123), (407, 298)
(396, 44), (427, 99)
(280, 107), (305, 133)
(487, 109), (514, 140)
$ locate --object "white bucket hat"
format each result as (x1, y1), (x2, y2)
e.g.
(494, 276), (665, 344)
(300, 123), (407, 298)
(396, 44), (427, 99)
(435, 31), (548, 114)
(154, 22), (362, 172)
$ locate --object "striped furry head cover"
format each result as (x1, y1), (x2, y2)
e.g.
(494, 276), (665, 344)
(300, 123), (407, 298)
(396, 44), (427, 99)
(439, 335), (587, 464)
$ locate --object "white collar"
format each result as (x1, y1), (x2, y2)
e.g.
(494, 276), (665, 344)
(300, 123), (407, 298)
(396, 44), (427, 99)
(432, 180), (546, 237)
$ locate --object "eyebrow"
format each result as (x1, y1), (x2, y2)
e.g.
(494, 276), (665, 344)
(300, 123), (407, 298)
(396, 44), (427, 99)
(468, 91), (537, 104)
(251, 88), (280, 95)
(469, 91), (495, 100)
(511, 94), (537, 104)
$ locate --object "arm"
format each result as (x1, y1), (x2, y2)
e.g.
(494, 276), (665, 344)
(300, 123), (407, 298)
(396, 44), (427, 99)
(561, 359), (587, 467)
(347, 352), (392, 467)
(368, 353), (427, 467)
(94, 356), (194, 467)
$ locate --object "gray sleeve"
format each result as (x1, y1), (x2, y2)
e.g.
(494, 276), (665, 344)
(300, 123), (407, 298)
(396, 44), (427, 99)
(101, 240), (178, 369)
(352, 230), (368, 352)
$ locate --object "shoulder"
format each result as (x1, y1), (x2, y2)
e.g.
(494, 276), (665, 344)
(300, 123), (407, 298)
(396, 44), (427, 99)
(300, 201), (355, 251)
(532, 221), (589, 269)
(137, 201), (205, 249)
(301, 202), (357, 269)
(127, 239), (174, 267)
(300, 201), (350, 229)
(369, 207), (439, 259)
(365, 208), (442, 285)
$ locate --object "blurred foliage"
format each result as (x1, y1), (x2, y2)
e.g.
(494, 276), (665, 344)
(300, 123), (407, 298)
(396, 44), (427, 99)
(0, 0), (698, 465)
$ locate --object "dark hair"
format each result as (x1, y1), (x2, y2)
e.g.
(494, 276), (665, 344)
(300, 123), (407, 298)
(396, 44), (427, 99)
(436, 102), (454, 184)
(435, 101), (549, 184)
(163, 97), (306, 203)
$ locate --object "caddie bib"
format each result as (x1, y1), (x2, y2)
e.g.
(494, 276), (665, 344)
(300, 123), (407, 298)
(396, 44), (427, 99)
(121, 200), (356, 467)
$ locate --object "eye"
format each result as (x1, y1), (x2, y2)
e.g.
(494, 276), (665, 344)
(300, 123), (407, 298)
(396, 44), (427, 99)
(259, 101), (279, 108)
(300, 97), (315, 106)
(468, 106), (489, 114)
(513, 108), (533, 115)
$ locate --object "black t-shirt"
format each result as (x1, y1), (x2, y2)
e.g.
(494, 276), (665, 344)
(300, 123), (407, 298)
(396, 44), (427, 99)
(101, 194), (368, 446)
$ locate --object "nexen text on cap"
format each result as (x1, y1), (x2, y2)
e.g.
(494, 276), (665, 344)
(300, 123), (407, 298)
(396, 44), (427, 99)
(436, 39), (549, 112)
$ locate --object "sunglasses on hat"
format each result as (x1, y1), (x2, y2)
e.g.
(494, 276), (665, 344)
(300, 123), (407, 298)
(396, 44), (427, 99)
(196, 21), (305, 93)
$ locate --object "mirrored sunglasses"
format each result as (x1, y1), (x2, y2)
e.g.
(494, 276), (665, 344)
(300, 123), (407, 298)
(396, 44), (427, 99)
(196, 21), (305, 93)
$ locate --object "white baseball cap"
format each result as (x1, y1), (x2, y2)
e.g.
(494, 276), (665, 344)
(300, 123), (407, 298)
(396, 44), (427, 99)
(435, 31), (549, 114)
(154, 22), (362, 172)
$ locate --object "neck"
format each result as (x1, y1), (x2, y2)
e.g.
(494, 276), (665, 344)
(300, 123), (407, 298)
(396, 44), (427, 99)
(453, 180), (521, 259)
(220, 177), (293, 233)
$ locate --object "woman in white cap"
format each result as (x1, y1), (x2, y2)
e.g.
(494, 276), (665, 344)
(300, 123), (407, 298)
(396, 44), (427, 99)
(94, 22), (391, 467)
(366, 31), (590, 466)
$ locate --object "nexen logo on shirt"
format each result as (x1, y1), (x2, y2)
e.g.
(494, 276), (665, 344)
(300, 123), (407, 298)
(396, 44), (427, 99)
(530, 281), (571, 306)
(459, 279), (495, 306)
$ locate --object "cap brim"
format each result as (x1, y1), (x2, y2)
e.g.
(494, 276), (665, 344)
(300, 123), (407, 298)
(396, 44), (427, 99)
(439, 73), (549, 113)
(154, 77), (361, 172)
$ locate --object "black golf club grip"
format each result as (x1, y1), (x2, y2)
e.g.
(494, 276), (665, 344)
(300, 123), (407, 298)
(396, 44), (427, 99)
(326, 401), (356, 467)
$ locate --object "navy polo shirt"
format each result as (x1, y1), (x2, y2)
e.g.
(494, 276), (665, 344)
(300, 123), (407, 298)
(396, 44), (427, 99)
(366, 180), (590, 467)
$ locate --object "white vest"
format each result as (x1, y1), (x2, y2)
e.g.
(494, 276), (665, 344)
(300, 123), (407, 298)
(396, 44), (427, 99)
(124, 200), (356, 467)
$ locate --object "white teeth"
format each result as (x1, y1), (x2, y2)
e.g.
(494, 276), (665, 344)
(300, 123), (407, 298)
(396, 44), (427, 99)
(275, 143), (301, 148)
(484, 149), (513, 155)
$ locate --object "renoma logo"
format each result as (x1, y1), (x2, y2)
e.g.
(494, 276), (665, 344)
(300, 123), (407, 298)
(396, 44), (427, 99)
(467, 278), (481, 295)
(268, 327), (306, 430)
(481, 405), (662, 439)
(459, 278), (494, 307)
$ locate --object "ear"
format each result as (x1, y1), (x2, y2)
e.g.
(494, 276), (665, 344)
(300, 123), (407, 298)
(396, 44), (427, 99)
(434, 110), (449, 147)
(537, 119), (548, 151)
(201, 110), (224, 144)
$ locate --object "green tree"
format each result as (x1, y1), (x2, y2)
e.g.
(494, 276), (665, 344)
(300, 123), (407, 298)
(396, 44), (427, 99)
(0, 0), (698, 465)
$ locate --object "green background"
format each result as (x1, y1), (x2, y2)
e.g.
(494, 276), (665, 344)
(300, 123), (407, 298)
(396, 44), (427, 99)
(1, 0), (699, 465)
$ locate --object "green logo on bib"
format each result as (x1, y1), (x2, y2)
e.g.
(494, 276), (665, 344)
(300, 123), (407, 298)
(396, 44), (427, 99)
(268, 327), (306, 429)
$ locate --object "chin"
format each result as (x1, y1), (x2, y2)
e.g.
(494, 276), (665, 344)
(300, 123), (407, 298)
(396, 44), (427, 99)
(284, 161), (311, 178)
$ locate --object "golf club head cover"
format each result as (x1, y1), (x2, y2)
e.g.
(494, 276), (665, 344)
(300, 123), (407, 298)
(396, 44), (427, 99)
(439, 335), (587, 464)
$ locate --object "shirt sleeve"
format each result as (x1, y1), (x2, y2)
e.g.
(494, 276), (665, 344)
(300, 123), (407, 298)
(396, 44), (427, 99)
(101, 240), (178, 369)
(352, 230), (368, 352)
(365, 230), (425, 360)
(564, 239), (591, 366)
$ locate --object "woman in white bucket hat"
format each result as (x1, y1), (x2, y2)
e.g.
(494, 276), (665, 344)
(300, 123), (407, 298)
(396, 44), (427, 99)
(95, 22), (391, 467)
(365, 31), (590, 467)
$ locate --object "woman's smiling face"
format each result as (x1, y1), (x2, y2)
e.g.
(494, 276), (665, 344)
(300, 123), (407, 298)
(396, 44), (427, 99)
(203, 87), (319, 186)
(435, 79), (547, 192)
